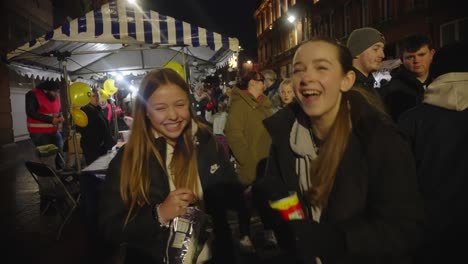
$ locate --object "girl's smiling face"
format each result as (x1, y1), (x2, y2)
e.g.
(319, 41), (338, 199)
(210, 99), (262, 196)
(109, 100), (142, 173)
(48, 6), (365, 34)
(146, 83), (190, 144)
(292, 40), (354, 123)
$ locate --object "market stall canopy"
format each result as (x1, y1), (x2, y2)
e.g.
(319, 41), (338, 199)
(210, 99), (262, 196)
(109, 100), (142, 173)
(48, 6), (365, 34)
(6, 1), (239, 80)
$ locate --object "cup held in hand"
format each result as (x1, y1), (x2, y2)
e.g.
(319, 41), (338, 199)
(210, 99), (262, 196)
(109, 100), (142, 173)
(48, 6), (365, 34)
(269, 192), (304, 221)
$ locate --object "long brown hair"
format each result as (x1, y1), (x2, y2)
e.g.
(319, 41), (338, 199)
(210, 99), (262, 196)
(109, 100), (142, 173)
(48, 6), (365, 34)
(306, 38), (390, 208)
(120, 68), (209, 225)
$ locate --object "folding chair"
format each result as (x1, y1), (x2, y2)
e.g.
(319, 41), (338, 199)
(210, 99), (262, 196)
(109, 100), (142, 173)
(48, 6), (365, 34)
(24, 160), (81, 240)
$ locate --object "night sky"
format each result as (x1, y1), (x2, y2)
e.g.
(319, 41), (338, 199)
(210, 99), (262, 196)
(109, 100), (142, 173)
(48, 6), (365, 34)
(146, 0), (260, 60)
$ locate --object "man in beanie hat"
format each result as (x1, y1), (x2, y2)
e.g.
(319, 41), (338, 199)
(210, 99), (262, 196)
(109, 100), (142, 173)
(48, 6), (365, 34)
(347, 27), (385, 95)
(380, 34), (435, 121)
(398, 41), (468, 264)
(25, 80), (65, 169)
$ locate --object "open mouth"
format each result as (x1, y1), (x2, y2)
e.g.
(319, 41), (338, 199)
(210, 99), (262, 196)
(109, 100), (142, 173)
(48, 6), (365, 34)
(301, 89), (322, 98)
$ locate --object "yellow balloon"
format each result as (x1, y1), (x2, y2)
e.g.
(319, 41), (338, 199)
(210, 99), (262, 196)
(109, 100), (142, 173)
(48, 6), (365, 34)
(103, 79), (118, 95)
(99, 88), (110, 101)
(69, 82), (92, 107)
(164, 61), (186, 80)
(72, 107), (88, 127)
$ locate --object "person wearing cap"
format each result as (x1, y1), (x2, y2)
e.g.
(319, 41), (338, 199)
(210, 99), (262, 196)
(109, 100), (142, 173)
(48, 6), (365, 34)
(380, 34), (435, 121)
(25, 80), (65, 169)
(398, 41), (468, 264)
(347, 27), (386, 96)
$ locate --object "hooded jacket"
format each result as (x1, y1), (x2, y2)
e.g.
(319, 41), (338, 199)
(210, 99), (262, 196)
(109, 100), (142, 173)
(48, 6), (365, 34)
(398, 72), (468, 263)
(224, 87), (273, 185)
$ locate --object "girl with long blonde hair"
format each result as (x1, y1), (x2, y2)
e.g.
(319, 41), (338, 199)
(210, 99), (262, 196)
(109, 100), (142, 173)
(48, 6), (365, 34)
(99, 68), (239, 263)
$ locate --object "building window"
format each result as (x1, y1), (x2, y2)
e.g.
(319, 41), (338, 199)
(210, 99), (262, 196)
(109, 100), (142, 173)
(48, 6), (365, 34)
(268, 4), (272, 26)
(361, 0), (369, 26)
(381, 0), (393, 21)
(440, 17), (468, 47)
(344, 1), (351, 36)
(410, 0), (426, 10)
(276, 0), (281, 19)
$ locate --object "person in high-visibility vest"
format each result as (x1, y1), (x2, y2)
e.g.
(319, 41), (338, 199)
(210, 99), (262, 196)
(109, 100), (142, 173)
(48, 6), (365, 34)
(25, 80), (65, 169)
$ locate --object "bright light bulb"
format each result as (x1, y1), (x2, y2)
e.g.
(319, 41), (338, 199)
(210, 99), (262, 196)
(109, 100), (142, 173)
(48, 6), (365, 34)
(288, 15), (296, 23)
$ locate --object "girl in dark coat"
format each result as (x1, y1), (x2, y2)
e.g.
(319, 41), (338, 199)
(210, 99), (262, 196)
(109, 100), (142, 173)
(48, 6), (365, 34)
(256, 38), (424, 264)
(99, 68), (240, 263)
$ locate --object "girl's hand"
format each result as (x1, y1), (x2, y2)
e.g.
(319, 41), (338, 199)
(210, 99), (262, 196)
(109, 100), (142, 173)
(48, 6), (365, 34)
(158, 188), (197, 221)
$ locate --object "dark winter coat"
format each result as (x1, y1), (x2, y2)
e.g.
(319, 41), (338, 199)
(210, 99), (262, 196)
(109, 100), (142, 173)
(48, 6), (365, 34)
(78, 104), (116, 165)
(352, 67), (380, 98)
(98, 129), (240, 263)
(398, 73), (468, 264)
(257, 93), (424, 264)
(379, 66), (431, 122)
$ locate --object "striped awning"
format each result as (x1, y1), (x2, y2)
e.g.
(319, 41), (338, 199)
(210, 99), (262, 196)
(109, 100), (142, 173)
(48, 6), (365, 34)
(6, 1), (239, 79)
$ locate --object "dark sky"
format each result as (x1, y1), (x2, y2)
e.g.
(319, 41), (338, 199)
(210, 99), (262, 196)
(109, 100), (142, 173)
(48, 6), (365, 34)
(146, 0), (259, 60)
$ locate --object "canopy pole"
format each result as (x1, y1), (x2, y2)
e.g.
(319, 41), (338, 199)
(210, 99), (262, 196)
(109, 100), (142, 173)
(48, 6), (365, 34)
(59, 59), (81, 173)
(182, 47), (186, 82)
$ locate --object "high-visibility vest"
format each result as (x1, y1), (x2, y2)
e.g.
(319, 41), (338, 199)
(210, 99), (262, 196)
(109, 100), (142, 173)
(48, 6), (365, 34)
(26, 88), (61, 134)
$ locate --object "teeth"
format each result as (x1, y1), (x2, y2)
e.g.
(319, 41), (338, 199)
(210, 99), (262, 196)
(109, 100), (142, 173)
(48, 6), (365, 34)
(302, 90), (321, 96)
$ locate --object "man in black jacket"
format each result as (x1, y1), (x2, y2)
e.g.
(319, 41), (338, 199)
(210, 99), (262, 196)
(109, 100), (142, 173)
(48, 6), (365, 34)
(346, 27), (385, 97)
(77, 88), (116, 165)
(380, 34), (435, 121)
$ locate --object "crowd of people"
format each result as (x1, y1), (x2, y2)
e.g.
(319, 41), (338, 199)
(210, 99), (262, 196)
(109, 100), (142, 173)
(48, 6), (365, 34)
(24, 26), (467, 264)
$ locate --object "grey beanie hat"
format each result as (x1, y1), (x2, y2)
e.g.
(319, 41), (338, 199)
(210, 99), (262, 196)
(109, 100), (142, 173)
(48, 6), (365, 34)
(347, 27), (385, 57)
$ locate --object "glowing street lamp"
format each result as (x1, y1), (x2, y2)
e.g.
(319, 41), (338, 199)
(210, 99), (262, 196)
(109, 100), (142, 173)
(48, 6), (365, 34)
(287, 15), (296, 24)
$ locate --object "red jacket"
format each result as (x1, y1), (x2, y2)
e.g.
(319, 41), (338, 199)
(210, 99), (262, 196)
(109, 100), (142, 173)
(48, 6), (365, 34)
(26, 88), (61, 134)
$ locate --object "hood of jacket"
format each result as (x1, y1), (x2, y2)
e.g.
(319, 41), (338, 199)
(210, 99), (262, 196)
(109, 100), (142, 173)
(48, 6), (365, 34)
(230, 87), (272, 110)
(423, 72), (468, 111)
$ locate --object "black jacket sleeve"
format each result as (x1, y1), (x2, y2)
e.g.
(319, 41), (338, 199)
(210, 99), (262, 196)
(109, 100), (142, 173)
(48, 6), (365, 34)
(25, 91), (54, 123)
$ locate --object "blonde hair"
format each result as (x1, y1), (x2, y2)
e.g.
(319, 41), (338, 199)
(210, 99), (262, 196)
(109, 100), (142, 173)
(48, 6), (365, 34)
(120, 68), (210, 225)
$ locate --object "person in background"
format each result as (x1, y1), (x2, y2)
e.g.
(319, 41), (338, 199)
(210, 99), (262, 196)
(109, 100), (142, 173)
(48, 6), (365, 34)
(347, 27), (385, 97)
(257, 37), (423, 263)
(398, 41), (468, 264)
(25, 80), (65, 169)
(225, 71), (277, 251)
(212, 101), (229, 158)
(262, 69), (282, 109)
(275, 78), (295, 112)
(77, 88), (116, 165)
(380, 34), (435, 121)
(99, 68), (240, 263)
(192, 83), (211, 120)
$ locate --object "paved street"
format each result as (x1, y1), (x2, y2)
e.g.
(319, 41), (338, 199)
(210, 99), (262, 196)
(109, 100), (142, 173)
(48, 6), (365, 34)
(1, 140), (288, 263)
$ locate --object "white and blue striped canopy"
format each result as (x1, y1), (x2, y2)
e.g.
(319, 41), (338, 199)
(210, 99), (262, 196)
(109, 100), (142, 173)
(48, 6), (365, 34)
(7, 1), (239, 80)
